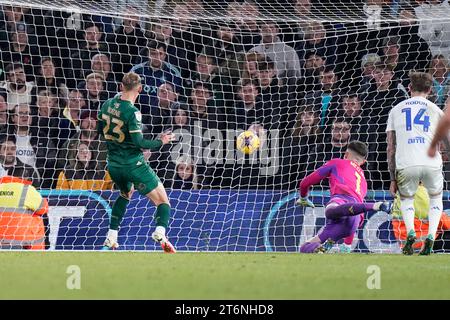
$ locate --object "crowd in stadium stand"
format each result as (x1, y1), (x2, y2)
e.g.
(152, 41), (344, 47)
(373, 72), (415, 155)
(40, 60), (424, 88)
(0, 0), (450, 191)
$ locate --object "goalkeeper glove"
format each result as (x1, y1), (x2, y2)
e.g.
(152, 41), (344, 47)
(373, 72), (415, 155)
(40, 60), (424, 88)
(296, 197), (315, 208)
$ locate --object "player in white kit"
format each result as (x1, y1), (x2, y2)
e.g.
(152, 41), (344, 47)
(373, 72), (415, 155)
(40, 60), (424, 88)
(386, 72), (444, 255)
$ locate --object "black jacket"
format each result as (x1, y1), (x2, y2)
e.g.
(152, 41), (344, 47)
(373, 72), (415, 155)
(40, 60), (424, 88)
(228, 97), (265, 131)
(361, 81), (408, 189)
(1, 158), (40, 187)
(106, 25), (147, 80)
(8, 126), (57, 188)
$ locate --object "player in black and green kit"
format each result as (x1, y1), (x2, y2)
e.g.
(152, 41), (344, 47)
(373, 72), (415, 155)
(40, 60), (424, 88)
(98, 72), (176, 253)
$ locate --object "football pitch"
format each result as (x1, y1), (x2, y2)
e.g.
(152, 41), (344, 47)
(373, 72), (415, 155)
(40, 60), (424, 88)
(0, 252), (449, 300)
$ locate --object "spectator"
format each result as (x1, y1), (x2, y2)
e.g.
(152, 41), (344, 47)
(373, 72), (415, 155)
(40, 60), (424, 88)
(229, 120), (276, 189)
(170, 2), (213, 73)
(170, 3), (192, 33)
(0, 63), (35, 111)
(35, 57), (68, 108)
(292, 106), (322, 139)
(240, 52), (266, 82)
(106, 6), (146, 81)
(169, 103), (191, 131)
(184, 0), (205, 15)
(1, 6), (25, 34)
(20, 7), (46, 38)
(229, 0), (261, 51)
(56, 141), (113, 190)
(357, 53), (381, 95)
(315, 118), (352, 167)
(131, 40), (182, 116)
(256, 58), (292, 131)
(0, 22), (39, 81)
(80, 72), (108, 111)
(164, 3), (205, 78)
(333, 92), (363, 120)
(414, 0), (450, 58)
(282, 106), (323, 189)
(9, 103), (56, 188)
(300, 50), (326, 94)
(147, 82), (179, 135)
(393, 7), (432, 80)
(0, 135), (39, 184)
(281, 0), (313, 46)
(250, 21), (302, 87)
(89, 53), (117, 96)
(212, 21), (244, 68)
(34, 90), (59, 139)
(361, 62), (408, 189)
(85, 10), (114, 34)
(428, 54), (450, 108)
(80, 21), (108, 53)
(189, 77), (225, 130)
(328, 92), (370, 142)
(70, 22), (108, 85)
(188, 81), (213, 128)
(0, 90), (7, 135)
(149, 18), (190, 79)
(187, 52), (233, 110)
(304, 66), (341, 130)
(296, 21), (338, 70)
(192, 53), (216, 83)
(158, 83), (178, 110)
(362, 62), (408, 125)
(337, 2), (390, 91)
(42, 10), (86, 89)
(328, 118), (352, 150)
(58, 89), (86, 144)
(379, 36), (405, 83)
(46, 11), (83, 51)
(57, 110), (107, 172)
(165, 155), (196, 190)
(363, 0), (393, 31)
(229, 78), (263, 130)
(294, 0), (311, 16)
(156, 104), (193, 180)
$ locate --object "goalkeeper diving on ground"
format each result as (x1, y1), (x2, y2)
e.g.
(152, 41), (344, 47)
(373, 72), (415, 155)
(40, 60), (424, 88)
(297, 141), (392, 253)
(97, 72), (176, 252)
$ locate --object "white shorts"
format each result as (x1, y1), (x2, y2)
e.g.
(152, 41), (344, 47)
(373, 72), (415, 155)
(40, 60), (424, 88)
(396, 166), (443, 198)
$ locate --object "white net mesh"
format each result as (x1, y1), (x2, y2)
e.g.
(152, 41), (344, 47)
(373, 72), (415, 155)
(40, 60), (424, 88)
(0, 0), (449, 253)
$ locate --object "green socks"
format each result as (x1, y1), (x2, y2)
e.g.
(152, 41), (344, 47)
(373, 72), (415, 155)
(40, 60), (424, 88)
(407, 229), (417, 238)
(155, 203), (171, 228)
(110, 198), (170, 230)
(110, 196), (130, 230)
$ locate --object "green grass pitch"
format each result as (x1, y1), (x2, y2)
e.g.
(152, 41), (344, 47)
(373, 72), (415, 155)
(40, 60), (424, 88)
(0, 252), (449, 299)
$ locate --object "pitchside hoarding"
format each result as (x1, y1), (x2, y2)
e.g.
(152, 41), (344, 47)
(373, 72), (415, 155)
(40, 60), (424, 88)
(42, 190), (450, 253)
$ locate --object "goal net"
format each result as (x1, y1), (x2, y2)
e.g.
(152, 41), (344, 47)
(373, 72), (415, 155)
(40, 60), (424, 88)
(0, 0), (450, 253)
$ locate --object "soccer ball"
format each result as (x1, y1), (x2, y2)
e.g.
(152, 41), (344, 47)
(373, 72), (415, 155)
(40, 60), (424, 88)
(237, 130), (260, 155)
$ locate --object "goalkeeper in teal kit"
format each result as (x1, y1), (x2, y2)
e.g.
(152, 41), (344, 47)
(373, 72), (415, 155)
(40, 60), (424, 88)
(98, 72), (176, 253)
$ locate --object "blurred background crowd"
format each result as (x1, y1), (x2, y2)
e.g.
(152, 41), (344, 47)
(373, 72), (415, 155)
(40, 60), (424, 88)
(1, 0), (450, 191)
